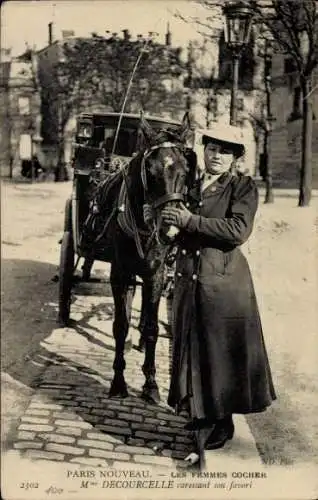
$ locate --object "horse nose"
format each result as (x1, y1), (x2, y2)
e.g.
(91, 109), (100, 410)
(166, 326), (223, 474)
(166, 200), (179, 209)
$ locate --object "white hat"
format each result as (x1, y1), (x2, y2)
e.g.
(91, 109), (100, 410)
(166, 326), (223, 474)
(195, 124), (245, 158)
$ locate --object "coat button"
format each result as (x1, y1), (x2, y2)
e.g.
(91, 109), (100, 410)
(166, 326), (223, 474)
(177, 272), (182, 277)
(192, 274), (197, 281)
(181, 249), (186, 255)
(198, 201), (203, 207)
(196, 250), (200, 256)
(185, 202), (190, 208)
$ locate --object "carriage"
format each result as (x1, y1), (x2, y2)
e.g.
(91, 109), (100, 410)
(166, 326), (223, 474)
(58, 111), (182, 327)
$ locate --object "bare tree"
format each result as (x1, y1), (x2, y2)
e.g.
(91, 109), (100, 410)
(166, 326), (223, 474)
(256, 0), (318, 206)
(177, 0), (318, 206)
(39, 35), (185, 181)
(174, 1), (223, 40)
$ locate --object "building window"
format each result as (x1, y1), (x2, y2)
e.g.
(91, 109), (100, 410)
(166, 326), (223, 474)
(18, 96), (30, 115)
(284, 57), (297, 74)
(207, 96), (218, 118)
(19, 134), (32, 160)
(218, 32), (255, 90)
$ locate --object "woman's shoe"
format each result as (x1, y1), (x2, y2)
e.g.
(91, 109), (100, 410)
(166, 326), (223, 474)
(204, 416), (234, 450)
(224, 415), (235, 437)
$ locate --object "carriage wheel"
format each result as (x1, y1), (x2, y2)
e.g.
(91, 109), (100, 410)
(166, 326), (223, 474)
(58, 231), (75, 327)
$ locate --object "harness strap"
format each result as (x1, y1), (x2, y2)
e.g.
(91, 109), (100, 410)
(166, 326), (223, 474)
(152, 192), (184, 210)
(94, 207), (117, 244)
(117, 180), (147, 260)
(117, 182), (134, 238)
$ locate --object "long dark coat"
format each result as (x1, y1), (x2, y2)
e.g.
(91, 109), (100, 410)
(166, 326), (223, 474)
(168, 172), (276, 420)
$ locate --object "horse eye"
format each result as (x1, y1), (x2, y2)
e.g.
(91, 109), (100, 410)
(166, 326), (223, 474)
(147, 158), (160, 176)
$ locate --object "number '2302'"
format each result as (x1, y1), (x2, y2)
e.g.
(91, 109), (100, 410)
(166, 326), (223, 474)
(20, 482), (39, 490)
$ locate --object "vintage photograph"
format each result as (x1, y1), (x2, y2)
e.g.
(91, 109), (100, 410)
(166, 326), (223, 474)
(1, 1), (317, 499)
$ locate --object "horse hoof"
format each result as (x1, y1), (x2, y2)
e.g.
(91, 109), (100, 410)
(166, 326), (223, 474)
(141, 382), (160, 404)
(57, 316), (69, 328)
(109, 375), (128, 398)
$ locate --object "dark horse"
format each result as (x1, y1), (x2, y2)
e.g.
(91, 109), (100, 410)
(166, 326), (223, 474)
(86, 112), (192, 404)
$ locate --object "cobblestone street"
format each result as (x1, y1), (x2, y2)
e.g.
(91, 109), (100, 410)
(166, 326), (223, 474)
(10, 281), (195, 470)
(7, 277), (261, 472)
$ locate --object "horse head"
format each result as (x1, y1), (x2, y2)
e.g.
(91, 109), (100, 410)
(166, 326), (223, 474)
(139, 112), (193, 244)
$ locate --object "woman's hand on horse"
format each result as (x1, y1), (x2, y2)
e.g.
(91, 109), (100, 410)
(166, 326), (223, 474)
(143, 203), (154, 225)
(161, 203), (192, 228)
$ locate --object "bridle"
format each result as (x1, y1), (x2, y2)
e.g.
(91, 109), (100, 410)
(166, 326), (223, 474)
(119, 140), (187, 259)
(141, 141), (186, 209)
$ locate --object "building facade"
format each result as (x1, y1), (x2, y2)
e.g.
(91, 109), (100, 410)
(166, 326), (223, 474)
(185, 30), (264, 177)
(36, 25), (187, 171)
(4, 22), (315, 187)
(0, 49), (42, 177)
(269, 51), (318, 188)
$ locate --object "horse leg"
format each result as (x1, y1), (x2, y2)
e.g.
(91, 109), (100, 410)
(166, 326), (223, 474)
(82, 255), (94, 281)
(140, 275), (163, 404)
(137, 283), (146, 351)
(109, 266), (136, 398)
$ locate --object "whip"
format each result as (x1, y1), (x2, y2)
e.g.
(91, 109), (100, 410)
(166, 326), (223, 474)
(111, 32), (158, 157)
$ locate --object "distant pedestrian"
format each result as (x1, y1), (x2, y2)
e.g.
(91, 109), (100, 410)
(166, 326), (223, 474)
(21, 155), (44, 179)
(161, 125), (276, 457)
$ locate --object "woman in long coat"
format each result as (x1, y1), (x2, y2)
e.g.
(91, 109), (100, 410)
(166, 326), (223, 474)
(162, 126), (276, 452)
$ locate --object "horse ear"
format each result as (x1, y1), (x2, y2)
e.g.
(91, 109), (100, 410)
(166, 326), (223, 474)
(139, 111), (157, 146)
(178, 111), (193, 144)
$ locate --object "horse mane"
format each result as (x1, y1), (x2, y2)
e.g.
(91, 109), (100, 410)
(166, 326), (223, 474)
(154, 128), (185, 147)
(137, 128), (186, 152)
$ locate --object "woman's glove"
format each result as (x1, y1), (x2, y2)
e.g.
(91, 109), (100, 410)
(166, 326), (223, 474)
(161, 203), (192, 229)
(143, 203), (154, 225)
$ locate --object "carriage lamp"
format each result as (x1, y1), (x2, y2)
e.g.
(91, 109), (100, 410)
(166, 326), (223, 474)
(223, 0), (255, 125)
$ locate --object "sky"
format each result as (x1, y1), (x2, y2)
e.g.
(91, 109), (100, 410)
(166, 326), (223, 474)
(1, 0), (215, 57)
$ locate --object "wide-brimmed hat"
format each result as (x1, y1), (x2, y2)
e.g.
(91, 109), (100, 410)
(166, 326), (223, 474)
(196, 124), (245, 158)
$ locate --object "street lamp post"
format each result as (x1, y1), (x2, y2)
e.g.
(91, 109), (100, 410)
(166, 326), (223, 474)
(223, 1), (255, 126)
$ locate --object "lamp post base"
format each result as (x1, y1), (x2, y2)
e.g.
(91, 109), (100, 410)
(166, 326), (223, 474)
(264, 176), (274, 203)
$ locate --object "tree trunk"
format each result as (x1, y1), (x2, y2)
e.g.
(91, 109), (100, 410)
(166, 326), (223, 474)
(54, 141), (69, 182)
(298, 77), (313, 207)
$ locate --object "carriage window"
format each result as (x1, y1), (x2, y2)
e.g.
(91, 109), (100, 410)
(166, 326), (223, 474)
(101, 128), (137, 156)
(77, 122), (93, 138)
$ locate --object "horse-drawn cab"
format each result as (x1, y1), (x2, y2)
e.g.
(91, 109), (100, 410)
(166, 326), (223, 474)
(70, 112), (182, 244)
(72, 111), (181, 176)
(59, 112), (182, 325)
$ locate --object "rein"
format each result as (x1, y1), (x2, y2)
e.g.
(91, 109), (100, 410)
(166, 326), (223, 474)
(117, 180), (154, 260)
